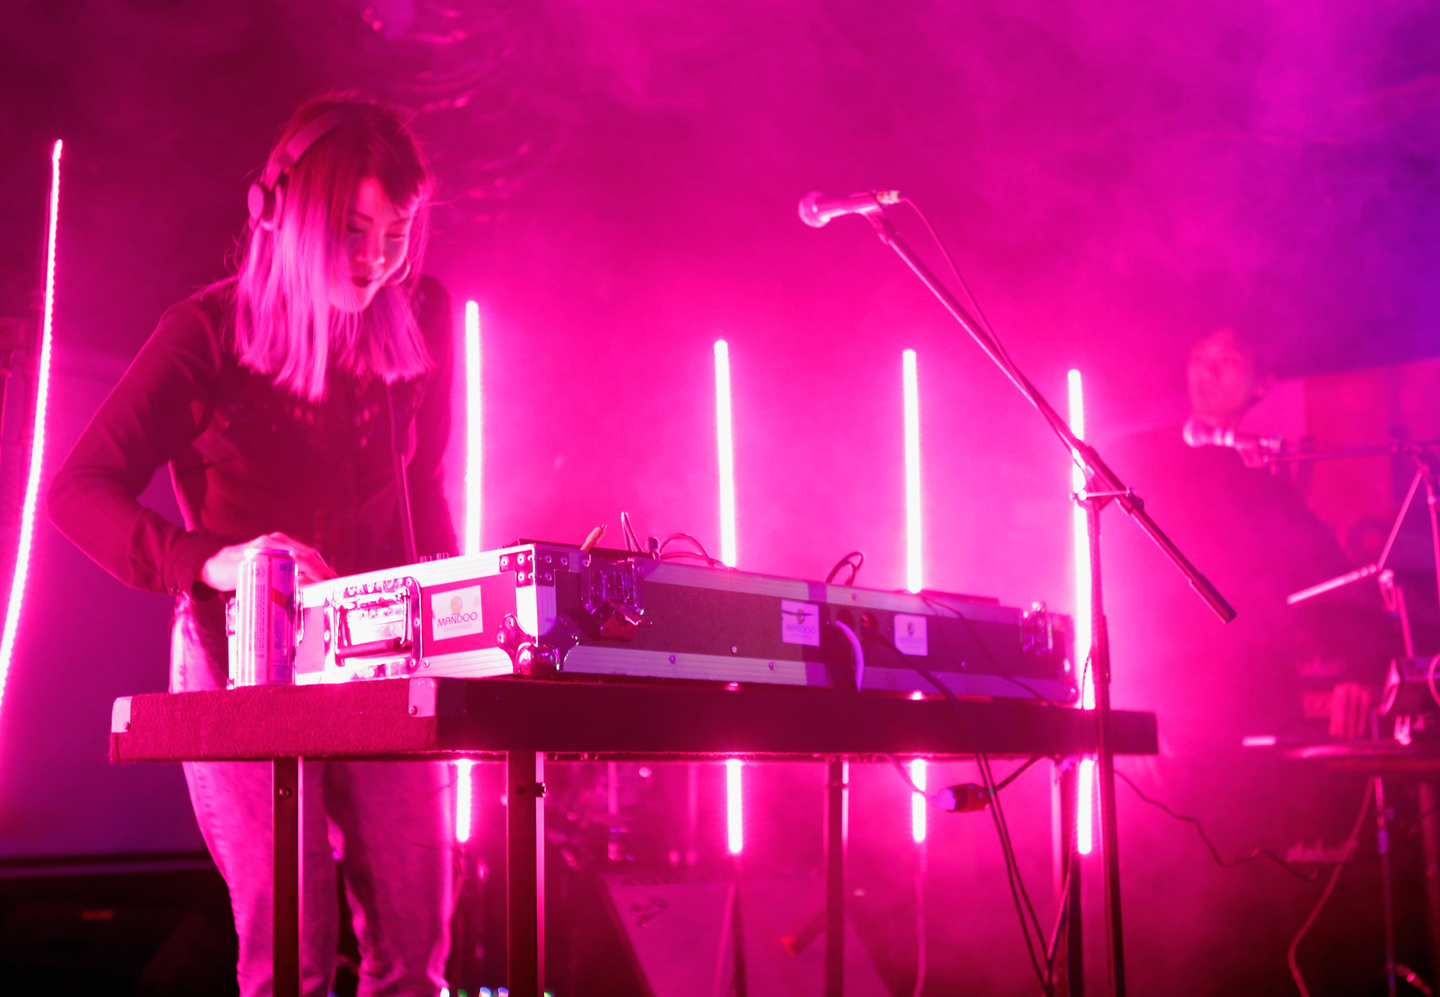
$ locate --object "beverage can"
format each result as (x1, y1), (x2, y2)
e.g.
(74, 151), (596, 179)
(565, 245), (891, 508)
(228, 547), (297, 687)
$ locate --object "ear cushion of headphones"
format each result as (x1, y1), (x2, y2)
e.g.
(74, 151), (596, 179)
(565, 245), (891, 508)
(247, 181), (281, 231)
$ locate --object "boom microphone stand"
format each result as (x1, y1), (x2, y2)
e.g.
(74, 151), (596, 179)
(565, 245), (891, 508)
(810, 195), (1237, 997)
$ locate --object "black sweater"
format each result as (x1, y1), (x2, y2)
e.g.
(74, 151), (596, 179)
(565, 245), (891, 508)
(48, 276), (458, 682)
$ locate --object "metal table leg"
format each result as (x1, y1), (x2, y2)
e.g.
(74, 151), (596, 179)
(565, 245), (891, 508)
(273, 756), (300, 997)
(1420, 781), (1440, 991)
(1054, 760), (1084, 997)
(1377, 777), (1397, 997)
(507, 751), (545, 996)
(825, 757), (847, 997)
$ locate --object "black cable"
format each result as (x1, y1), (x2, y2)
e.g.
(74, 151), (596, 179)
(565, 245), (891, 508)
(657, 532), (724, 568)
(825, 550), (865, 586)
(895, 196), (1092, 488)
(916, 593), (1064, 706)
(1114, 771), (1317, 883)
(994, 755), (1045, 793)
(872, 634), (1053, 995)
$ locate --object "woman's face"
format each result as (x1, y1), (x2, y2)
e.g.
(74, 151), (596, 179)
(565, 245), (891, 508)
(332, 175), (413, 312)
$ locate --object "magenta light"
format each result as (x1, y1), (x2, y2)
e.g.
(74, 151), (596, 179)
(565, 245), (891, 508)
(0, 139), (61, 722)
(909, 758), (927, 844)
(463, 301), (482, 555)
(455, 759), (475, 843)
(902, 349), (922, 593)
(725, 758), (743, 854)
(1068, 369), (1093, 707)
(714, 340), (737, 567)
(1077, 757), (1097, 855)
(1068, 370), (1097, 857)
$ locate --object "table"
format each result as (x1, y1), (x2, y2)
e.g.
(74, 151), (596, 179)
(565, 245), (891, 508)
(110, 677), (1159, 996)
(1287, 741), (1440, 997)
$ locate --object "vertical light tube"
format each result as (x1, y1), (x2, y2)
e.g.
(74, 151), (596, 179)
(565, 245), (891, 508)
(714, 340), (737, 567)
(725, 758), (744, 855)
(455, 759), (475, 843)
(0, 139), (61, 719)
(463, 301), (482, 555)
(1068, 369), (1097, 855)
(1068, 369), (1093, 705)
(909, 758), (927, 844)
(903, 349), (922, 593)
(1077, 757), (1096, 855)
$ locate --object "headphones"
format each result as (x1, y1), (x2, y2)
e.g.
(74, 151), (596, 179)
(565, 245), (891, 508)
(246, 105), (366, 231)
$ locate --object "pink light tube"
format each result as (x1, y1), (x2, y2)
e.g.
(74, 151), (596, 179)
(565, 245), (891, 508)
(909, 758), (927, 844)
(902, 349), (922, 593)
(725, 758), (743, 854)
(1068, 369), (1093, 709)
(455, 759), (475, 843)
(714, 340), (737, 567)
(0, 139), (61, 722)
(1078, 757), (1096, 855)
(463, 301), (482, 555)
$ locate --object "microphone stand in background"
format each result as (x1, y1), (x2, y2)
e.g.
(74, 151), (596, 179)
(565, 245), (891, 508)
(811, 195), (1238, 997)
(1282, 440), (1440, 997)
(1287, 441), (1440, 624)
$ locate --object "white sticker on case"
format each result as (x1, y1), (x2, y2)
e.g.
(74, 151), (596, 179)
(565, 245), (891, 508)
(894, 614), (929, 656)
(430, 586), (485, 641)
(781, 600), (822, 647)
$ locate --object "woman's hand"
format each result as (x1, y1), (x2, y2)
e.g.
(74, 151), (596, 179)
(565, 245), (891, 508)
(200, 532), (338, 592)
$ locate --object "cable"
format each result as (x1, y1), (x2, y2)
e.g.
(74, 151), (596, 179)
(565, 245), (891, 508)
(871, 634), (1053, 995)
(658, 533), (725, 568)
(995, 756), (1045, 793)
(619, 511), (641, 553)
(825, 550), (864, 586)
(1114, 771), (1316, 883)
(915, 593), (1063, 706)
(894, 196), (1095, 492)
(898, 197), (1005, 346)
(1427, 654), (1440, 712)
(1288, 781), (1374, 997)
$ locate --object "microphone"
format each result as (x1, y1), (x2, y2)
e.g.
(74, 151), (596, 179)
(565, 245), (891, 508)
(799, 189), (901, 228)
(1182, 418), (1284, 466)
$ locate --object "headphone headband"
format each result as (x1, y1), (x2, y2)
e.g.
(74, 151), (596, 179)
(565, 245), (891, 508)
(248, 104), (368, 229)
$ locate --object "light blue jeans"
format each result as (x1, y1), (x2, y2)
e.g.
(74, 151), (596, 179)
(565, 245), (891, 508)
(173, 607), (454, 997)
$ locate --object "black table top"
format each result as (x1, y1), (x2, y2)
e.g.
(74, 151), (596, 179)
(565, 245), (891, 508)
(110, 676), (1158, 763)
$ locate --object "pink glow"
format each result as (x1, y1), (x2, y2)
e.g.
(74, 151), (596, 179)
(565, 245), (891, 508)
(1068, 369), (1093, 709)
(463, 301), (482, 555)
(903, 349), (922, 593)
(1078, 757), (1096, 855)
(455, 759), (475, 843)
(909, 758), (927, 844)
(725, 758), (743, 854)
(714, 340), (737, 566)
(0, 140), (61, 722)
(909, 690), (925, 701)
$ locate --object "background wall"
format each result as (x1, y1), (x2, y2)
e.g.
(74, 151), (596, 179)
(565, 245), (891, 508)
(0, 1), (1436, 992)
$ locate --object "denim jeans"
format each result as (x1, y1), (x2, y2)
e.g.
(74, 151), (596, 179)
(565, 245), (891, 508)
(172, 606), (454, 997)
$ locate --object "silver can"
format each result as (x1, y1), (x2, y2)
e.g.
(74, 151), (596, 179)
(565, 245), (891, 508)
(228, 547), (297, 687)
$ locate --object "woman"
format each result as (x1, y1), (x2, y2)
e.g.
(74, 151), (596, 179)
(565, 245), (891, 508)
(49, 95), (458, 996)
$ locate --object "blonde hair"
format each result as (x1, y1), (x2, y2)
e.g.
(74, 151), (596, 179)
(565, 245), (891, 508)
(235, 96), (433, 401)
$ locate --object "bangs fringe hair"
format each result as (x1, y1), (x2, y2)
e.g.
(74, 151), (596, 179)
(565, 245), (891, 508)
(235, 97), (433, 402)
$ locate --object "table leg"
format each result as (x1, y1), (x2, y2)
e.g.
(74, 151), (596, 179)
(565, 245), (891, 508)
(507, 750), (545, 997)
(273, 756), (300, 997)
(1377, 777), (1397, 997)
(1054, 760), (1084, 997)
(824, 757), (846, 997)
(1421, 782), (1440, 990)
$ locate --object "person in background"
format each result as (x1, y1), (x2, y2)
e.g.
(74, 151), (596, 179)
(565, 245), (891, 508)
(1102, 327), (1392, 995)
(48, 95), (457, 996)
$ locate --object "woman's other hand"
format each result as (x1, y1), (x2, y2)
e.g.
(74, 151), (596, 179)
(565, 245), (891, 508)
(200, 532), (338, 591)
